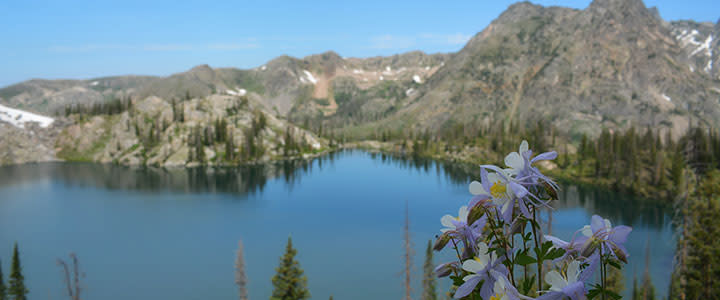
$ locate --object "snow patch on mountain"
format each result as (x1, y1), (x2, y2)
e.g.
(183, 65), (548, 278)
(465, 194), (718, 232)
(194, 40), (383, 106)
(690, 35), (713, 57)
(0, 104), (54, 129)
(303, 70), (317, 84)
(413, 75), (422, 84)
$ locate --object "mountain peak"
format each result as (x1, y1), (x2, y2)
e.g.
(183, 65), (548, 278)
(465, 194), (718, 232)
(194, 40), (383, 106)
(189, 64), (213, 73)
(495, 1), (544, 24)
(588, 0), (648, 13)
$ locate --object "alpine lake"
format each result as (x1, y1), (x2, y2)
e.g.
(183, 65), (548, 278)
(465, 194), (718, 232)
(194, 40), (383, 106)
(0, 150), (675, 299)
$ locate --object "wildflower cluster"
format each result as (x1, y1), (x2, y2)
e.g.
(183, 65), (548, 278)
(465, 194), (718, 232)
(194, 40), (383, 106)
(434, 141), (632, 300)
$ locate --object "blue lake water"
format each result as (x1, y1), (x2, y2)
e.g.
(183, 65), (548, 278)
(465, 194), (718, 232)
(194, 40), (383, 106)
(0, 150), (675, 299)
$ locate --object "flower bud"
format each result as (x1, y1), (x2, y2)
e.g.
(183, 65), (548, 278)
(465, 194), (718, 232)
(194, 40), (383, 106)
(611, 244), (628, 264)
(580, 238), (600, 258)
(434, 261), (459, 278)
(543, 180), (558, 200)
(433, 232), (453, 251)
(467, 202), (487, 226)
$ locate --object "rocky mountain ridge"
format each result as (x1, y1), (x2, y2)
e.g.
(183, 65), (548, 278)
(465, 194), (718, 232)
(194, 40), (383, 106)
(1, 0), (718, 165)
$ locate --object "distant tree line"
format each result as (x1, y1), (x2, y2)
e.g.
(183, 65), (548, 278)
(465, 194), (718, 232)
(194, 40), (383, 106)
(571, 126), (720, 198)
(63, 96), (133, 117)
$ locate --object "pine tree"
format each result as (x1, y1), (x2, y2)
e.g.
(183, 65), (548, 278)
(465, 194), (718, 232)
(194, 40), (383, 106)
(8, 243), (27, 300)
(0, 259), (6, 300)
(270, 237), (309, 300)
(422, 240), (437, 300)
(682, 176), (720, 300)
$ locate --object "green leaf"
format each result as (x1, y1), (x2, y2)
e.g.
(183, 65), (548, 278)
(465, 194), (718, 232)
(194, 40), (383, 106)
(518, 276), (536, 295)
(605, 290), (622, 300)
(545, 247), (566, 261)
(516, 253), (537, 266)
(450, 275), (465, 287)
(587, 288), (602, 299)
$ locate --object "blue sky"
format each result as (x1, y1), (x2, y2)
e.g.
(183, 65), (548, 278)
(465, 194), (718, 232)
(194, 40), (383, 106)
(0, 0), (717, 87)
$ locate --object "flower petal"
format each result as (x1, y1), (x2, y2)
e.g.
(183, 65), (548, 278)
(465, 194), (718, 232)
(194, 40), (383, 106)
(580, 225), (593, 237)
(519, 140), (529, 154)
(566, 260), (581, 282)
(536, 291), (564, 300)
(509, 181), (528, 198)
(545, 270), (566, 292)
(441, 215), (455, 228)
(578, 253), (600, 282)
(462, 259), (486, 273)
(504, 152), (524, 172)
(544, 235), (570, 249)
(458, 206), (469, 222)
(590, 215), (605, 234)
(453, 275), (482, 299)
(561, 281), (586, 300)
(610, 225), (632, 244)
(531, 151), (558, 163)
(481, 168), (491, 192)
(470, 181), (487, 195)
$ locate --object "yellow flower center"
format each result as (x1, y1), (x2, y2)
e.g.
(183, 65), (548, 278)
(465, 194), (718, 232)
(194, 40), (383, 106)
(490, 181), (507, 199)
(490, 293), (505, 300)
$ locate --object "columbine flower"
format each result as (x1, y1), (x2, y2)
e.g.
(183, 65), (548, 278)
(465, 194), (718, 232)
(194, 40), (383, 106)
(440, 206), (486, 256)
(537, 260), (589, 300)
(441, 206), (470, 233)
(501, 140), (560, 196)
(470, 168), (527, 223)
(453, 242), (509, 299)
(576, 215), (632, 262)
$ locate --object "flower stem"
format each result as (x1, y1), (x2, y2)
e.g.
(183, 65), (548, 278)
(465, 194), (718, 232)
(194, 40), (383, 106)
(484, 206), (516, 286)
(600, 246), (606, 300)
(450, 238), (463, 264)
(531, 206), (542, 294)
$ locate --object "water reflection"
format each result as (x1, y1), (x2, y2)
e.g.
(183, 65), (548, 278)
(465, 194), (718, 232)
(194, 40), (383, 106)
(0, 151), (347, 196)
(556, 184), (675, 229)
(0, 150), (674, 230)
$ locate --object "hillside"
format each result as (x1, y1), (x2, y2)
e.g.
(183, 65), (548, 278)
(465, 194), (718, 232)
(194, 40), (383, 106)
(55, 94), (326, 167)
(0, 0), (718, 165)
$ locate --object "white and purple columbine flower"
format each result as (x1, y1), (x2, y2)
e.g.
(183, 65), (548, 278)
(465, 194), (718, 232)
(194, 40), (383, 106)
(536, 260), (592, 300)
(441, 206), (486, 256)
(575, 215), (632, 262)
(453, 242), (510, 299)
(502, 140), (559, 192)
(470, 166), (533, 224)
